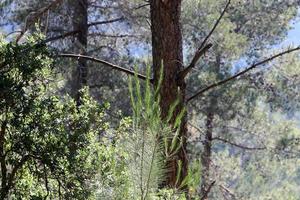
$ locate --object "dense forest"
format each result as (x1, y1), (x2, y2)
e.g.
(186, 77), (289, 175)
(1, 0), (300, 199)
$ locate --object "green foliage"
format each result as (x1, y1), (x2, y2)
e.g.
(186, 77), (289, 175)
(208, 103), (300, 199)
(152, 189), (186, 200)
(1, 1), (300, 199)
(0, 37), (189, 199)
(0, 37), (107, 199)
(89, 65), (189, 200)
(92, 117), (131, 200)
(125, 65), (185, 199)
(262, 53), (300, 114)
(182, 1), (300, 198)
(183, 0), (299, 118)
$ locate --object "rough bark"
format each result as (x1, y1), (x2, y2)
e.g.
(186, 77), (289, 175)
(0, 121), (8, 200)
(70, 0), (88, 103)
(150, 0), (187, 188)
(200, 112), (214, 199)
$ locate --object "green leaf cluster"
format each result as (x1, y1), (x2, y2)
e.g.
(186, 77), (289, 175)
(0, 37), (108, 199)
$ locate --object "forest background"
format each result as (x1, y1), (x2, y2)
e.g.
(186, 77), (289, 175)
(1, 0), (300, 199)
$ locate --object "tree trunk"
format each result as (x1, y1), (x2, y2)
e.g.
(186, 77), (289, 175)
(0, 121), (8, 200)
(150, 0), (187, 188)
(200, 112), (214, 199)
(200, 55), (221, 198)
(70, 0), (88, 103)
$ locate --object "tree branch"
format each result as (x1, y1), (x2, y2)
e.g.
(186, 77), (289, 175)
(43, 30), (79, 43)
(212, 137), (266, 151)
(87, 17), (124, 27)
(7, 155), (32, 193)
(57, 54), (149, 81)
(5, 31), (23, 38)
(89, 4), (118, 9)
(134, 3), (150, 10)
(200, 180), (216, 200)
(16, 0), (63, 42)
(88, 33), (138, 38)
(0, 18), (125, 69)
(219, 184), (237, 200)
(179, 0), (231, 79)
(178, 44), (212, 79)
(187, 46), (300, 102)
(43, 17), (125, 44)
(43, 164), (50, 200)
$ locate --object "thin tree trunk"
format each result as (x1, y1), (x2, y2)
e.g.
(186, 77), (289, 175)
(200, 55), (221, 198)
(0, 121), (8, 200)
(150, 0), (188, 188)
(200, 112), (214, 199)
(70, 0), (88, 103)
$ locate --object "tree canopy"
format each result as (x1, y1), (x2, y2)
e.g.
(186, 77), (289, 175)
(1, 0), (300, 199)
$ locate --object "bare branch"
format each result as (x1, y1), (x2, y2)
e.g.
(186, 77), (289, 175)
(199, 0), (231, 50)
(219, 185), (237, 200)
(179, 0), (231, 79)
(87, 17), (125, 27)
(57, 54), (149, 81)
(0, 18), (125, 69)
(187, 46), (300, 102)
(16, 0), (63, 43)
(4, 31), (23, 38)
(43, 17), (125, 44)
(200, 180), (216, 200)
(188, 122), (204, 134)
(43, 30), (79, 43)
(88, 33), (138, 38)
(134, 3), (150, 10)
(178, 44), (212, 79)
(212, 137), (266, 151)
(89, 4), (118, 9)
